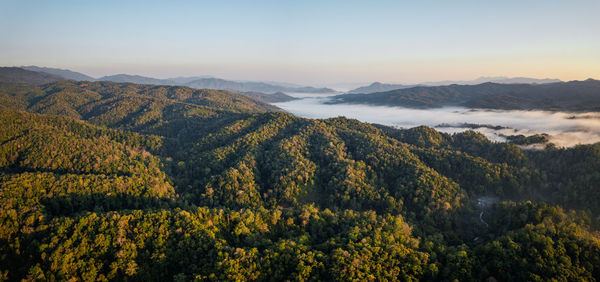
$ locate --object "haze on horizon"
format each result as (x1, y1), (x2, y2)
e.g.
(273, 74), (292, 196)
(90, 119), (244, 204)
(1, 0), (599, 86)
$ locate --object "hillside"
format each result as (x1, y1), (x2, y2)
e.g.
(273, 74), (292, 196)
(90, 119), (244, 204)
(0, 80), (279, 130)
(331, 79), (600, 111)
(0, 81), (599, 280)
(0, 67), (65, 85)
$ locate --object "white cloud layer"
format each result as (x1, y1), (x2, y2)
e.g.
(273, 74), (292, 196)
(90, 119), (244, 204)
(274, 96), (600, 148)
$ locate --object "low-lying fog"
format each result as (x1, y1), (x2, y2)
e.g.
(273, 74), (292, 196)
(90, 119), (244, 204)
(274, 95), (600, 148)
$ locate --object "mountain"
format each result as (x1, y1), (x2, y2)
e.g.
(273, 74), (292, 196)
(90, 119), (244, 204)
(5, 66), (335, 95)
(480, 76), (562, 84)
(1, 80), (600, 280)
(420, 76), (562, 86)
(184, 77), (336, 94)
(347, 77), (562, 94)
(347, 82), (415, 94)
(255, 80), (304, 88)
(167, 76), (213, 84)
(21, 65), (95, 81)
(331, 79), (600, 111)
(96, 74), (168, 85)
(239, 91), (298, 103)
(0, 67), (65, 85)
(95, 74), (336, 94)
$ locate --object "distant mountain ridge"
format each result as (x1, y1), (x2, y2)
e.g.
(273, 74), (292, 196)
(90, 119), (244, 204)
(347, 77), (562, 94)
(96, 75), (337, 94)
(4, 66), (566, 96)
(8, 66), (336, 94)
(4, 66), (347, 94)
(331, 79), (600, 112)
(21, 66), (95, 81)
(96, 74), (167, 85)
(0, 67), (65, 85)
(421, 76), (562, 86)
(347, 82), (414, 94)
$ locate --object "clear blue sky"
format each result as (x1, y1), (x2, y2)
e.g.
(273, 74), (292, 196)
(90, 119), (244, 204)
(1, 0), (598, 85)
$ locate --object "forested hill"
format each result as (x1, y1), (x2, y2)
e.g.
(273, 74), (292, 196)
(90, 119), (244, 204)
(331, 79), (600, 111)
(0, 80), (600, 280)
(0, 80), (279, 132)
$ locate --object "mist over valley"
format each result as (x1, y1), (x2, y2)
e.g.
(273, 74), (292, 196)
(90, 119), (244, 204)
(274, 94), (600, 148)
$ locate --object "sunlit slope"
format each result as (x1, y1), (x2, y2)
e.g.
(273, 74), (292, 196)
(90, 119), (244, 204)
(169, 113), (463, 217)
(0, 110), (175, 202)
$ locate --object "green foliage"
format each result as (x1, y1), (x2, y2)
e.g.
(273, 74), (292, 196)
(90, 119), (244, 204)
(0, 81), (599, 280)
(506, 133), (550, 145)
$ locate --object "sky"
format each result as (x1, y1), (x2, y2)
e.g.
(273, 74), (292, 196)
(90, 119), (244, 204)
(1, 0), (599, 86)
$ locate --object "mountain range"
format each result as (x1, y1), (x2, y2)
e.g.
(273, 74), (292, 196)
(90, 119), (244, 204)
(12, 66), (337, 94)
(21, 65), (95, 81)
(332, 79), (600, 111)
(347, 77), (563, 94)
(0, 67), (65, 85)
(10, 66), (567, 96)
(179, 77), (335, 94)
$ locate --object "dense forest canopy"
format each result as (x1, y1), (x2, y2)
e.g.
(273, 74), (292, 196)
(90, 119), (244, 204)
(0, 78), (599, 281)
(331, 79), (600, 112)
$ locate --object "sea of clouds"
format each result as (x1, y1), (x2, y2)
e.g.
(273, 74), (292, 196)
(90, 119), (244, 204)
(274, 95), (600, 148)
